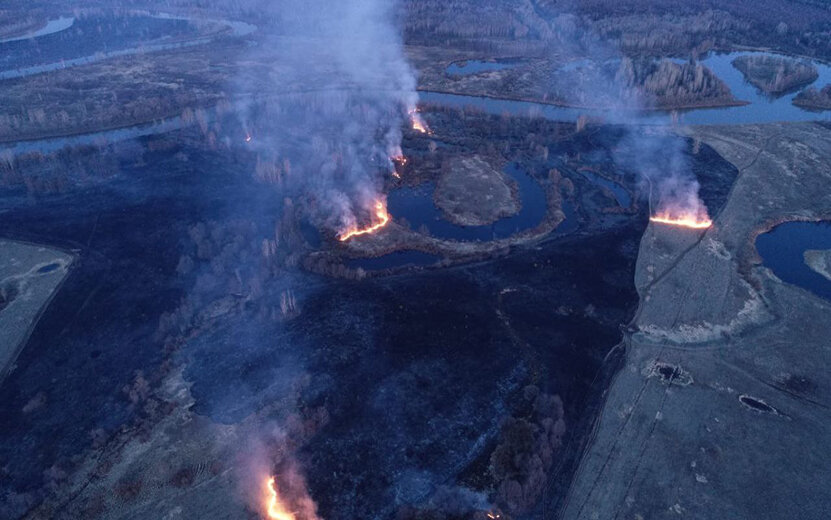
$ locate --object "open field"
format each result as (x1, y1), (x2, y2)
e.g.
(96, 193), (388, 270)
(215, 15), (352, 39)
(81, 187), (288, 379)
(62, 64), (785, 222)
(562, 122), (831, 519)
(0, 240), (73, 385)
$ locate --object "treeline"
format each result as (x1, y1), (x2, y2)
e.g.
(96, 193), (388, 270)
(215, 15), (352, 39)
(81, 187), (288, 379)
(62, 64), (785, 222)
(403, 0), (552, 53)
(591, 10), (746, 57)
(404, 0), (831, 62)
(544, 0), (831, 29)
(0, 8), (46, 39)
(0, 144), (122, 196)
(616, 58), (734, 107)
(732, 55), (819, 95)
(0, 49), (229, 141)
(793, 84), (831, 110)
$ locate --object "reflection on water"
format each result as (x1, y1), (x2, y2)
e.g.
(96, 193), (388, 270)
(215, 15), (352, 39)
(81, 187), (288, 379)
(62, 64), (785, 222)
(756, 220), (831, 300)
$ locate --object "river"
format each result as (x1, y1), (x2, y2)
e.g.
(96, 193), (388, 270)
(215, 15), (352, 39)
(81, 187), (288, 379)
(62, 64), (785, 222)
(427, 51), (831, 125)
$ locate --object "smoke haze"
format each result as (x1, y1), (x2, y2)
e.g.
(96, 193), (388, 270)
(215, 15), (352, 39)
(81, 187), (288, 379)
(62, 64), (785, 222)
(237, 0), (417, 234)
(549, 15), (711, 221)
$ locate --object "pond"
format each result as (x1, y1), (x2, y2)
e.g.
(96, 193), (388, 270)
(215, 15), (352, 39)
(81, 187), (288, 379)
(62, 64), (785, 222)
(387, 163), (548, 242)
(348, 163), (580, 272)
(755, 220), (831, 301)
(446, 60), (517, 76)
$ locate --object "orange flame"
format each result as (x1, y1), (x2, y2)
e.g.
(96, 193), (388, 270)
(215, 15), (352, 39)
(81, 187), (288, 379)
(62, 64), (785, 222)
(408, 109), (430, 134)
(649, 211), (712, 229)
(412, 117), (429, 134)
(338, 200), (390, 241)
(265, 477), (295, 520)
(391, 155), (406, 179)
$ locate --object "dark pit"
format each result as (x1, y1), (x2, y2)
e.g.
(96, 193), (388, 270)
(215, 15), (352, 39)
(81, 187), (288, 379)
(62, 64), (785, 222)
(37, 262), (61, 274)
(0, 281), (19, 311)
(739, 394), (777, 414)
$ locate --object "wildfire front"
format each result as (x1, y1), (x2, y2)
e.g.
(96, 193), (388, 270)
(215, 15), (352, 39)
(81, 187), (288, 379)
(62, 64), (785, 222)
(337, 200), (391, 241)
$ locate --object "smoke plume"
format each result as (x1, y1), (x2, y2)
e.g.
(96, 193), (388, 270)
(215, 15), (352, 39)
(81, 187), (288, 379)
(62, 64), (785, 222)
(237, 0), (418, 235)
(224, 1), (421, 516)
(551, 16), (711, 223)
(236, 424), (322, 520)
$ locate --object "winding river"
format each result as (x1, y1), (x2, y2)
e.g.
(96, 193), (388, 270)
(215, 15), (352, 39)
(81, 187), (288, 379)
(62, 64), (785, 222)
(3, 36), (831, 269)
(427, 51), (831, 125)
(0, 16), (75, 44)
(0, 12), (255, 81)
(5, 50), (829, 156)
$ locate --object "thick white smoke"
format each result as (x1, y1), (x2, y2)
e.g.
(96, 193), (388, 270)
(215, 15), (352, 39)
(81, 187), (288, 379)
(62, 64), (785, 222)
(237, 0), (418, 234)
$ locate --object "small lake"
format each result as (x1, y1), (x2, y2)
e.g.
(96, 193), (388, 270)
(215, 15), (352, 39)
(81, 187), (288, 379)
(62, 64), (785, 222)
(755, 220), (831, 301)
(349, 163), (578, 272)
(446, 60), (517, 76)
(388, 163), (547, 242)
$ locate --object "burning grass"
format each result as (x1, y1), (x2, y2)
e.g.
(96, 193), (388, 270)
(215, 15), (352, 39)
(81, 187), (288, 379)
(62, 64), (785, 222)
(337, 200), (391, 241)
(409, 109), (431, 134)
(265, 477), (296, 520)
(649, 211), (713, 229)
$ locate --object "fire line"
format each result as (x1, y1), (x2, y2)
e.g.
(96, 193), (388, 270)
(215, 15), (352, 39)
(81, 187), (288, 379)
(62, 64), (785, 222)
(338, 200), (390, 241)
(265, 477), (295, 520)
(408, 109), (430, 134)
(649, 213), (713, 229)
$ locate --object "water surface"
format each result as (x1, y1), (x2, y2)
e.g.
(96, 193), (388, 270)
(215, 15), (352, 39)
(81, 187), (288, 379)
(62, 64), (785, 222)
(0, 13), (254, 80)
(423, 51), (831, 126)
(446, 60), (516, 76)
(388, 163), (548, 242)
(578, 170), (631, 208)
(0, 17), (75, 44)
(756, 220), (831, 300)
